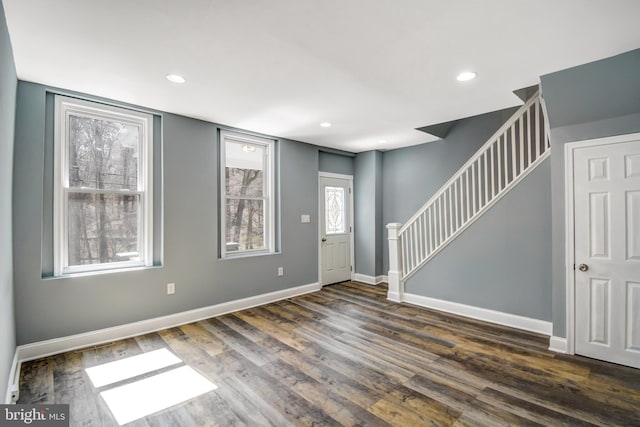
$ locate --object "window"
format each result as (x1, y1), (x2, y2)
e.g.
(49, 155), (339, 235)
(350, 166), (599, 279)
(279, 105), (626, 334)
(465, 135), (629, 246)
(220, 130), (275, 257)
(54, 96), (153, 275)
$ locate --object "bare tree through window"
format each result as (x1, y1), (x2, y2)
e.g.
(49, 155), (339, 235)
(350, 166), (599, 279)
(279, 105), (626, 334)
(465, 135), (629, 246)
(67, 116), (140, 266)
(225, 168), (265, 251)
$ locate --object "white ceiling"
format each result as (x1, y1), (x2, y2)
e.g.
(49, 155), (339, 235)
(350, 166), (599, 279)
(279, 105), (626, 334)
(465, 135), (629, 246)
(3, 0), (640, 152)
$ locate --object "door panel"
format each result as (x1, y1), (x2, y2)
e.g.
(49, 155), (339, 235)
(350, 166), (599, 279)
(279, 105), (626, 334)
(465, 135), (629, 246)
(627, 282), (640, 351)
(574, 138), (640, 368)
(627, 192), (640, 260)
(589, 192), (610, 258)
(588, 278), (610, 345)
(588, 157), (609, 181)
(320, 175), (352, 285)
(626, 154), (640, 178)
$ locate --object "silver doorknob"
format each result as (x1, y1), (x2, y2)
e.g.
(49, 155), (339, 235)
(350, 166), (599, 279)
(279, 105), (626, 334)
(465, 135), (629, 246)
(321, 237), (327, 242)
(578, 264), (589, 272)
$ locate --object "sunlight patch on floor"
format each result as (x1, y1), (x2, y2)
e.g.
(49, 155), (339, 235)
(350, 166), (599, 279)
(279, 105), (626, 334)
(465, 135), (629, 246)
(85, 348), (182, 388)
(84, 349), (217, 424)
(99, 365), (217, 425)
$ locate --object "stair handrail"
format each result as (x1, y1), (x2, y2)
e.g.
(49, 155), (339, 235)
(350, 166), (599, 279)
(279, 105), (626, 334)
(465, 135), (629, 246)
(400, 91), (540, 235)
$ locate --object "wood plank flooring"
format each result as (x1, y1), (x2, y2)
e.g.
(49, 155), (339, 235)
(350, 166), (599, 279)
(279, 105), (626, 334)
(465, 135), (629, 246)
(18, 282), (640, 426)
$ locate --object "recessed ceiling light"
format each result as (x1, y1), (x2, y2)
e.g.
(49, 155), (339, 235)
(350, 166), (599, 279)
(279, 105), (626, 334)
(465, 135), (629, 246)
(456, 71), (477, 82)
(320, 122), (332, 128)
(166, 74), (186, 83)
(378, 140), (387, 144)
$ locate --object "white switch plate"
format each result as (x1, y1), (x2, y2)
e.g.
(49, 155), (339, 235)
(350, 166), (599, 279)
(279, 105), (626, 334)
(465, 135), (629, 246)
(301, 214), (311, 223)
(167, 283), (175, 295)
(277, 267), (284, 276)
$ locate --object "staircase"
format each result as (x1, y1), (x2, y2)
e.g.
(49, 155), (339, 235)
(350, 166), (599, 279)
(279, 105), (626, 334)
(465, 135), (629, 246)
(387, 91), (550, 301)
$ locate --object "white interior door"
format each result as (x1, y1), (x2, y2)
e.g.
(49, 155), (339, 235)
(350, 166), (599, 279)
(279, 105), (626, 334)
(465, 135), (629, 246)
(319, 175), (352, 285)
(574, 137), (640, 368)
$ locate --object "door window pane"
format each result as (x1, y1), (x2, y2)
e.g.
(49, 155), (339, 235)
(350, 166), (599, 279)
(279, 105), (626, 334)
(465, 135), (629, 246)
(325, 186), (346, 234)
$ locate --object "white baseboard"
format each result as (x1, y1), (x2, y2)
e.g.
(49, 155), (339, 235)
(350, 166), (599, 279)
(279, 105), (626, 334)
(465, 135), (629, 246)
(548, 336), (568, 353)
(387, 291), (402, 303)
(353, 273), (387, 285)
(403, 293), (553, 336)
(16, 282), (320, 363)
(4, 349), (19, 404)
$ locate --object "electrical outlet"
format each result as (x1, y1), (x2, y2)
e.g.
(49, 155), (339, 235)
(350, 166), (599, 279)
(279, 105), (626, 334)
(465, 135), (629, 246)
(10, 385), (19, 403)
(277, 267), (284, 277)
(167, 283), (175, 295)
(301, 214), (311, 223)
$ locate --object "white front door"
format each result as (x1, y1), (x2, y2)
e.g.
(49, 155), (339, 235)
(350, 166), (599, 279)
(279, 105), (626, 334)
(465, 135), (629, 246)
(573, 137), (640, 368)
(319, 175), (352, 285)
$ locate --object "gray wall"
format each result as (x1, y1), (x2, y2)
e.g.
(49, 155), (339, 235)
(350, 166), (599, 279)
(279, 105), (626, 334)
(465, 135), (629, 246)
(382, 106), (553, 320)
(354, 150), (383, 277)
(375, 151), (383, 276)
(0, 1), (17, 403)
(540, 48), (640, 336)
(406, 159), (552, 320)
(318, 151), (354, 176)
(13, 81), (319, 345)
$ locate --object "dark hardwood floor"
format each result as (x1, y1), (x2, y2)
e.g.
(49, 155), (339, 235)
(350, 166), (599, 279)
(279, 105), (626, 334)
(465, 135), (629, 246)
(19, 282), (640, 426)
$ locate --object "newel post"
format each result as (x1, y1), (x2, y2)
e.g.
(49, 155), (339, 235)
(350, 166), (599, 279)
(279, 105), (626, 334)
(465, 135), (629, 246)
(386, 223), (403, 302)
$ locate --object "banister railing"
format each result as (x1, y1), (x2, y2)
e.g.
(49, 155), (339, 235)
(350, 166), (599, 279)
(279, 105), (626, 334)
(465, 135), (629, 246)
(387, 92), (550, 300)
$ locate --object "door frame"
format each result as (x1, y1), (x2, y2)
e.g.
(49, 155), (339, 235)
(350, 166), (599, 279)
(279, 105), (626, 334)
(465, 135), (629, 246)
(564, 131), (640, 355)
(318, 172), (355, 286)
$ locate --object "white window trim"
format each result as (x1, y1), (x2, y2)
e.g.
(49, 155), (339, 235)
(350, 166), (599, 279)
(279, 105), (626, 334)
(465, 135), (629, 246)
(53, 95), (154, 276)
(220, 130), (275, 258)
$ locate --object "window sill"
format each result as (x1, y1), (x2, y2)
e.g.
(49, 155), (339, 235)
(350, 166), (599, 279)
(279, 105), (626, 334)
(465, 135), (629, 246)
(220, 250), (281, 261)
(43, 264), (162, 280)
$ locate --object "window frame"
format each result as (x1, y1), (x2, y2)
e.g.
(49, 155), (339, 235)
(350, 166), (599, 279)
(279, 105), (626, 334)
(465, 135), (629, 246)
(53, 95), (154, 276)
(219, 130), (275, 258)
